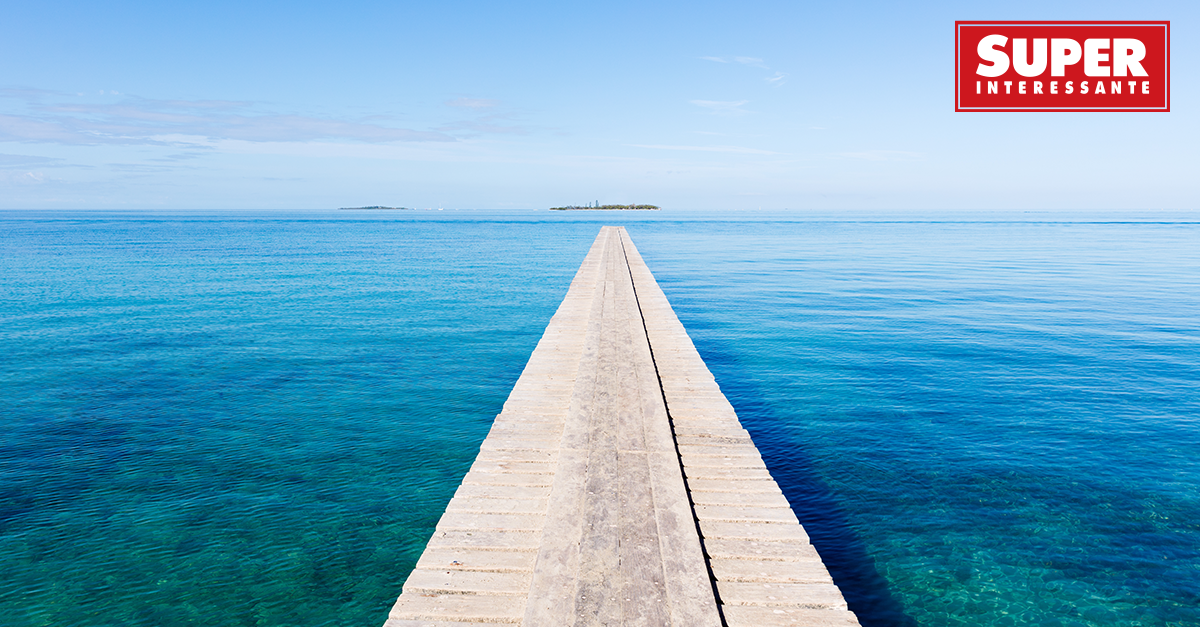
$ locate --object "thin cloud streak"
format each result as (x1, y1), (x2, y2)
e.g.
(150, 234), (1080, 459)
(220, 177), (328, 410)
(733, 56), (768, 68)
(0, 153), (66, 168)
(439, 99), (531, 136)
(690, 100), (751, 115)
(627, 144), (780, 155)
(839, 150), (923, 162)
(0, 170), (48, 184)
(700, 56), (786, 85)
(439, 118), (530, 136)
(445, 97), (500, 109)
(0, 93), (455, 145)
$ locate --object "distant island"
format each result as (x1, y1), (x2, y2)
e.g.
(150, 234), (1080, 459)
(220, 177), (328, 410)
(338, 206), (413, 210)
(550, 204), (660, 211)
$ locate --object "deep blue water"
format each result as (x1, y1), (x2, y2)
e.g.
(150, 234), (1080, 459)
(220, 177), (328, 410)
(1, 211), (1197, 626)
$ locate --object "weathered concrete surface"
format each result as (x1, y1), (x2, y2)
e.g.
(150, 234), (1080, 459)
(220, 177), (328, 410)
(384, 227), (860, 627)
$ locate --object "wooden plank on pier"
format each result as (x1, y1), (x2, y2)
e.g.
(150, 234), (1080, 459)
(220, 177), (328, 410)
(383, 227), (860, 627)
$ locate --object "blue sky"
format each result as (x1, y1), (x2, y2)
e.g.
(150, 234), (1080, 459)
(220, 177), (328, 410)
(1, 0), (1195, 210)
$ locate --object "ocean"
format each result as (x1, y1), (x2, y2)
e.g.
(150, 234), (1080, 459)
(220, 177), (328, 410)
(1, 210), (1197, 626)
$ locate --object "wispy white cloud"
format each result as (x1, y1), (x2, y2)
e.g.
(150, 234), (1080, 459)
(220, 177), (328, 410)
(0, 153), (66, 168)
(445, 97), (499, 109)
(105, 162), (175, 173)
(440, 117), (529, 136)
(700, 56), (786, 85)
(0, 170), (48, 184)
(733, 56), (768, 68)
(0, 87), (65, 100)
(626, 144), (780, 155)
(701, 56), (767, 67)
(150, 151), (213, 163)
(439, 98), (531, 136)
(690, 100), (751, 116)
(0, 91), (455, 145)
(838, 150), (923, 162)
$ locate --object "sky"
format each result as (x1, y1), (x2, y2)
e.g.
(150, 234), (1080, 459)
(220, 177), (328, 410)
(0, 0), (1196, 211)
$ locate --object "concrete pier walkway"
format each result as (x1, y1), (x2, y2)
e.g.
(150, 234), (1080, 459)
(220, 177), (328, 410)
(384, 227), (860, 627)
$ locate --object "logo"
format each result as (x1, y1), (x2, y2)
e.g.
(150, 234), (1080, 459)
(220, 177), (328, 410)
(956, 21), (1170, 112)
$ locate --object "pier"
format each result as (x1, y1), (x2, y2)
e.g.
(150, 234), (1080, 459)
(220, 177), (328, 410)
(384, 227), (860, 626)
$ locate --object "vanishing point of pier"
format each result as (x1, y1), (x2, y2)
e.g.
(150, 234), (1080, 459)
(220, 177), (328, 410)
(384, 227), (860, 626)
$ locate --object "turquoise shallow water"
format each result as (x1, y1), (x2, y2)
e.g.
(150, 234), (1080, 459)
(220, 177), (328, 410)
(1, 211), (1198, 626)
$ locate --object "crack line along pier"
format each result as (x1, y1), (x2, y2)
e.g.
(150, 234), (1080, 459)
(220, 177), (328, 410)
(384, 227), (860, 627)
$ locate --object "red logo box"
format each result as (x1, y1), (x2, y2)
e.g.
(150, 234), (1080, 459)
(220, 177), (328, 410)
(956, 21), (1170, 112)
